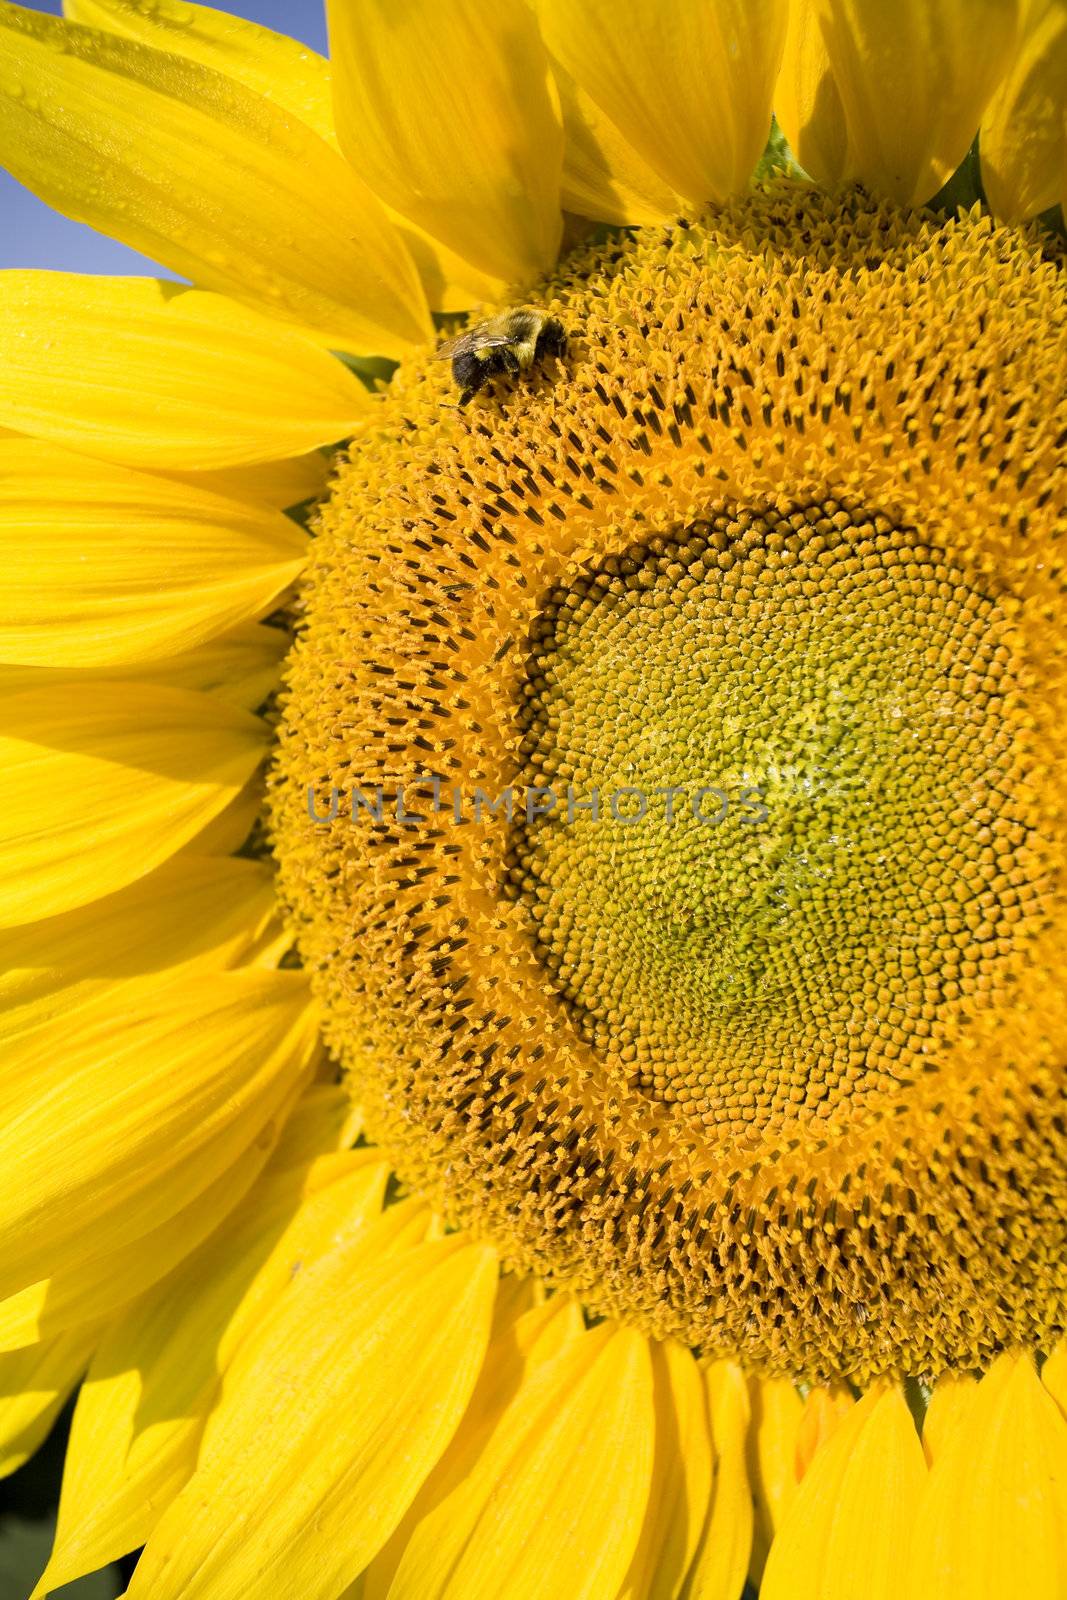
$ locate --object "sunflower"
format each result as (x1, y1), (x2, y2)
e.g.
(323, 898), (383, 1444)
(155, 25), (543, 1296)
(0, 0), (1065, 1597)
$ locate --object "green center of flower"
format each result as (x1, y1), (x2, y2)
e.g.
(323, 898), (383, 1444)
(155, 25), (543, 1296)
(506, 502), (1033, 1142)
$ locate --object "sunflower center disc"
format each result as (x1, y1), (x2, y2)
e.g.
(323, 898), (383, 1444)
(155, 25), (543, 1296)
(273, 191), (1067, 1380)
(507, 506), (1028, 1143)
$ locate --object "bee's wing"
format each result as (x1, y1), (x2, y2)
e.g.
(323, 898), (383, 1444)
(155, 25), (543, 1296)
(432, 333), (467, 361)
(432, 331), (512, 361)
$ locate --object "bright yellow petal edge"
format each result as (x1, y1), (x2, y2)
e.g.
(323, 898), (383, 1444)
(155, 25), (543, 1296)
(0, 3), (1064, 1600)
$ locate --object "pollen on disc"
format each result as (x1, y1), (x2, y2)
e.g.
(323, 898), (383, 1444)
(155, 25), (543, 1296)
(271, 187), (1067, 1383)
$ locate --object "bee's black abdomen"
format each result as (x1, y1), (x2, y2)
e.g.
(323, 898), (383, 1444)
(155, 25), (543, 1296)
(535, 317), (568, 359)
(452, 349), (484, 395)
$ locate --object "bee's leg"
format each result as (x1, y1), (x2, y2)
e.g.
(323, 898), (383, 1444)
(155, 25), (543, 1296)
(458, 386), (477, 408)
(500, 349), (521, 377)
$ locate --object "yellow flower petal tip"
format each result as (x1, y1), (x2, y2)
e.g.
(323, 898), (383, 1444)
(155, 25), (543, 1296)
(125, 1235), (499, 1600)
(981, 0), (1067, 220)
(805, 0), (1021, 205)
(908, 1354), (1067, 1599)
(760, 1388), (926, 1600)
(0, 438), (305, 668)
(0, 0), (431, 353)
(327, 0), (564, 285)
(538, 0), (788, 206)
(0, 272), (372, 470)
(63, 0), (337, 144)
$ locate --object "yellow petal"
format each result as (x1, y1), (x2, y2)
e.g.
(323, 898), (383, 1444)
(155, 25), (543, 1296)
(552, 59), (687, 225)
(179, 780), (261, 857)
(760, 1386), (926, 1600)
(746, 1373), (805, 1583)
(63, 0), (501, 312)
(0, 3), (431, 353)
(387, 1322), (655, 1600)
(908, 1353), (1067, 1600)
(921, 1371), (978, 1465)
(0, 623), (288, 710)
(1043, 1340), (1067, 1419)
(683, 1360), (753, 1600)
(328, 0), (563, 285)
(0, 680), (266, 927)
(127, 1231), (498, 1600)
(0, 272), (371, 470)
(620, 1340), (712, 1600)
(774, 0), (852, 185)
(537, 0), (788, 204)
(360, 1291), (584, 1600)
(63, 0), (336, 141)
(134, 623), (288, 709)
(0, 438), (304, 667)
(0, 1324), (99, 1479)
(0, 969), (317, 1301)
(981, 0), (1067, 220)
(249, 1082), (357, 1170)
(0, 1080), (303, 1352)
(794, 1379), (855, 1477)
(812, 0), (1021, 205)
(0, 853), (277, 1038)
(0, 617), (287, 707)
(36, 1146), (389, 1593)
(391, 218), (509, 316)
(165, 450), (331, 511)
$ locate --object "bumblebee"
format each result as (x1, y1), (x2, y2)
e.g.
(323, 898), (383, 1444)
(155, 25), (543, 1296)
(436, 307), (568, 407)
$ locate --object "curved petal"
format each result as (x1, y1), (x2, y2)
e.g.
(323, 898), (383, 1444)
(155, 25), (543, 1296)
(64, 0), (503, 311)
(359, 1292), (585, 1600)
(0, 438), (305, 667)
(0, 2), (431, 354)
(130, 624), (289, 709)
(64, 0), (336, 140)
(386, 1322), (655, 1600)
(921, 1372), (978, 1465)
(907, 1354), (1067, 1599)
(619, 1340), (712, 1600)
(981, 0), (1067, 220)
(178, 781), (261, 858)
(1043, 1340), (1067, 1419)
(0, 1325), (99, 1479)
(0, 1105), (295, 1353)
(0, 273), (372, 470)
(0, 853), (277, 1038)
(537, 0), (788, 204)
(127, 1230), (498, 1600)
(0, 623), (289, 711)
(328, 0), (563, 285)
(813, 0), (1021, 204)
(794, 1380), (855, 1477)
(774, 0), (852, 186)
(746, 1373), (805, 1583)
(682, 1360), (753, 1600)
(552, 59), (686, 225)
(0, 680), (267, 927)
(760, 1387), (926, 1600)
(164, 451), (332, 512)
(0, 618), (284, 698)
(35, 1140), (389, 1594)
(0, 969), (318, 1302)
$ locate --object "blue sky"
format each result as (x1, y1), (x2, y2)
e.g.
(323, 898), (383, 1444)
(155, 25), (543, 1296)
(2, 0), (329, 274)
